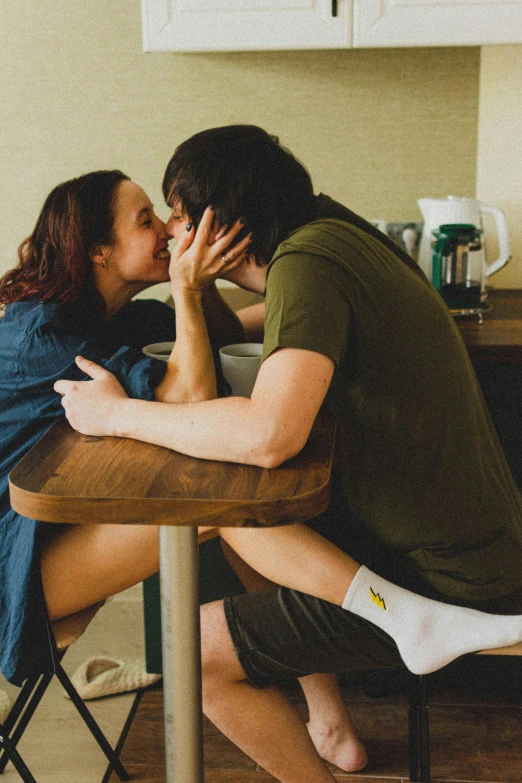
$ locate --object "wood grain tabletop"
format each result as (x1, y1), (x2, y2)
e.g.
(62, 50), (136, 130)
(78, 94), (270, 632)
(9, 413), (335, 529)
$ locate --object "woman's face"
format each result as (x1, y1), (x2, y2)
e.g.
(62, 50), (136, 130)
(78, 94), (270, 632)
(103, 180), (171, 285)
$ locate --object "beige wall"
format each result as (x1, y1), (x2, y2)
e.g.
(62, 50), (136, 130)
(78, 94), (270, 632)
(477, 45), (522, 289)
(0, 0), (480, 291)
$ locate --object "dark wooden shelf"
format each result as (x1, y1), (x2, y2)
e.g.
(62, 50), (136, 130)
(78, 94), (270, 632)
(456, 291), (522, 490)
(457, 290), (522, 362)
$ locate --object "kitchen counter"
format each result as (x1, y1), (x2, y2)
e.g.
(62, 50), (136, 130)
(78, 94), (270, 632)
(457, 289), (522, 362)
(456, 290), (522, 490)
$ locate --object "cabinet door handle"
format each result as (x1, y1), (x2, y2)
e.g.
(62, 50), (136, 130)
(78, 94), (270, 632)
(331, 0), (338, 17)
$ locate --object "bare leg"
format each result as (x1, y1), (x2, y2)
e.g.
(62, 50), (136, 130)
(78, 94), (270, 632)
(219, 523), (360, 606)
(220, 538), (368, 772)
(41, 523), (217, 622)
(41, 523), (161, 621)
(201, 599), (337, 783)
(220, 537), (276, 592)
(300, 673), (368, 772)
(42, 521), (353, 624)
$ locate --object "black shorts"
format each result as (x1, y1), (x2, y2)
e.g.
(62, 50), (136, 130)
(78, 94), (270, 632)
(224, 587), (404, 689)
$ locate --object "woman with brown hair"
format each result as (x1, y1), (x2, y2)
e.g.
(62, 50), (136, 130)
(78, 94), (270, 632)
(0, 169), (250, 686)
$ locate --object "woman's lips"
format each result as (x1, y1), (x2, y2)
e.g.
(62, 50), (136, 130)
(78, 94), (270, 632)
(154, 249), (171, 261)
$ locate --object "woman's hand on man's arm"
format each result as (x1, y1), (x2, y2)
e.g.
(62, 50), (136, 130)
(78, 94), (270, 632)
(54, 356), (131, 437)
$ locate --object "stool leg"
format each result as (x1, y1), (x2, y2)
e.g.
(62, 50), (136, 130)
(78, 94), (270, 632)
(418, 676), (431, 783)
(0, 725), (38, 783)
(55, 664), (130, 781)
(408, 675), (431, 783)
(408, 675), (421, 782)
(0, 673), (52, 774)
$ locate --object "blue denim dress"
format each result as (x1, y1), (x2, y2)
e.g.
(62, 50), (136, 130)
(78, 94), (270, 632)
(0, 298), (175, 684)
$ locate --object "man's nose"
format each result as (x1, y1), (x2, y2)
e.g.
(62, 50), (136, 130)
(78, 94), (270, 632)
(164, 217), (175, 237)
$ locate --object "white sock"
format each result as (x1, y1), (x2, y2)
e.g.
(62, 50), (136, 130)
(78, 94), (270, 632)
(342, 566), (522, 675)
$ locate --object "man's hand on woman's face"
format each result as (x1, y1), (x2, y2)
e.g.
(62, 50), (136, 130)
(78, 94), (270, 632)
(169, 206), (252, 293)
(54, 356), (128, 437)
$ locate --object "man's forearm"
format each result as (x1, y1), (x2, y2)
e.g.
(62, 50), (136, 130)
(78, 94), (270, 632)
(112, 395), (275, 466)
(59, 348), (331, 471)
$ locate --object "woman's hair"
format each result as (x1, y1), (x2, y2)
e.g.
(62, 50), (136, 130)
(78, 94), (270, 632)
(162, 125), (316, 264)
(0, 170), (129, 308)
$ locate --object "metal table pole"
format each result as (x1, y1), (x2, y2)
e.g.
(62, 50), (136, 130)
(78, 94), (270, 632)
(159, 526), (203, 783)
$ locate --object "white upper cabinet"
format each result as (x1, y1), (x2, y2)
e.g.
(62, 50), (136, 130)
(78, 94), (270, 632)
(141, 0), (522, 51)
(353, 1), (522, 48)
(141, 0), (351, 52)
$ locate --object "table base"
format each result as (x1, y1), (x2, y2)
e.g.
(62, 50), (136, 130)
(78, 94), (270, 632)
(159, 526), (203, 783)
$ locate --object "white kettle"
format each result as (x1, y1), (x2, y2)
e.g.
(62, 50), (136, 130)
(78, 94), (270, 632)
(417, 196), (511, 288)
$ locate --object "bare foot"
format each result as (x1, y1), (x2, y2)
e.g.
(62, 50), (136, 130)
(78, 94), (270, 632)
(306, 719), (368, 773)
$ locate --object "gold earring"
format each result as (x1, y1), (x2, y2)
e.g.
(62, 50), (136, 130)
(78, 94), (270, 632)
(101, 258), (107, 269)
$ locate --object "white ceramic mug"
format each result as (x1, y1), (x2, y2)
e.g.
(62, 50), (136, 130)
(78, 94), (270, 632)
(219, 343), (263, 397)
(142, 342), (174, 361)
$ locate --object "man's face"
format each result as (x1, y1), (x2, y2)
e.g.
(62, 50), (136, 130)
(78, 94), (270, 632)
(165, 201), (190, 242)
(165, 198), (268, 294)
(219, 256), (268, 294)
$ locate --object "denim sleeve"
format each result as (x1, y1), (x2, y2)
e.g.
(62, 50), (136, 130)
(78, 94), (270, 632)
(99, 346), (167, 401)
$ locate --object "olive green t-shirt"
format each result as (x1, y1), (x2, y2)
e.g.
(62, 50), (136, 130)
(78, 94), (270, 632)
(262, 195), (522, 608)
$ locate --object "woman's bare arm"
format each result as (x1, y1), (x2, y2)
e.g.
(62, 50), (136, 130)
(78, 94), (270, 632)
(154, 210), (251, 404)
(155, 286), (217, 403)
(236, 302), (265, 342)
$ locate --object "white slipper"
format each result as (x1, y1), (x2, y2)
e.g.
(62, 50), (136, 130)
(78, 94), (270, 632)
(0, 690), (12, 723)
(65, 657), (162, 701)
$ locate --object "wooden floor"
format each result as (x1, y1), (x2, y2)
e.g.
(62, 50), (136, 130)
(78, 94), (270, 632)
(109, 658), (522, 783)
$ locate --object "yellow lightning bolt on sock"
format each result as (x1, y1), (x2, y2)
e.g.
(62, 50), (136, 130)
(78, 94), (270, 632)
(369, 586), (387, 611)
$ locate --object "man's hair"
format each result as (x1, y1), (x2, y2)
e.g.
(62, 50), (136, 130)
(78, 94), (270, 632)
(163, 125), (316, 264)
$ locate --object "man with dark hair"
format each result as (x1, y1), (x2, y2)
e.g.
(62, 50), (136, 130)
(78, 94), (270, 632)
(57, 126), (522, 782)
(162, 125), (316, 267)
